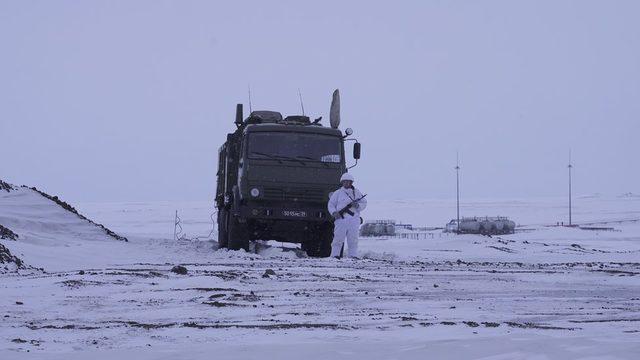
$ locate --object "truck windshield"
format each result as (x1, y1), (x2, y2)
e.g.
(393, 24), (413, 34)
(248, 133), (341, 163)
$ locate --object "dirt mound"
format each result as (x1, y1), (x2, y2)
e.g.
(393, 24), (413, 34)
(29, 186), (128, 242)
(171, 265), (188, 275)
(0, 224), (19, 240)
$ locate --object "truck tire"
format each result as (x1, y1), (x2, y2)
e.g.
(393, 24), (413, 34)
(304, 225), (333, 258)
(228, 215), (250, 252)
(217, 209), (229, 249)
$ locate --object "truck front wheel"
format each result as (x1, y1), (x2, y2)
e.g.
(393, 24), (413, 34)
(228, 215), (250, 252)
(217, 209), (229, 249)
(304, 224), (333, 258)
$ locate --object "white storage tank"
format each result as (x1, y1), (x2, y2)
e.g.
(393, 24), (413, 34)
(445, 216), (516, 235)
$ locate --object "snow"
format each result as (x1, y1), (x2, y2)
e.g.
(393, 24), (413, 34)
(0, 186), (129, 272)
(1, 191), (640, 359)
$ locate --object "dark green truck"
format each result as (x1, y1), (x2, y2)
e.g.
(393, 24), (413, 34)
(216, 102), (360, 257)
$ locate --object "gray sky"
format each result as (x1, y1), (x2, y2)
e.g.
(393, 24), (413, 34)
(1, 0), (639, 202)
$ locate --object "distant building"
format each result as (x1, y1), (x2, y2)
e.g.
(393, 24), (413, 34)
(395, 223), (413, 231)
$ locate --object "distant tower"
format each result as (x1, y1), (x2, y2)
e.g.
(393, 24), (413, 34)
(568, 150), (573, 226)
(455, 152), (461, 233)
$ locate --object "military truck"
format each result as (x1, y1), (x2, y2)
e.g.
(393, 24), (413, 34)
(215, 91), (361, 257)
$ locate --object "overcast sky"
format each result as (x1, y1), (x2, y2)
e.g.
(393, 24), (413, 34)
(1, 1), (639, 203)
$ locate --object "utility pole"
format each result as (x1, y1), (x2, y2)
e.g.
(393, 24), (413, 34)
(174, 210), (178, 241)
(568, 150), (573, 226)
(455, 152), (460, 233)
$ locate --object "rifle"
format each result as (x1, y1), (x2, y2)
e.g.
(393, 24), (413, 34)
(334, 194), (367, 219)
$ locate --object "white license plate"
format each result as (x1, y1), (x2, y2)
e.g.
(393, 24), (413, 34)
(283, 210), (307, 217)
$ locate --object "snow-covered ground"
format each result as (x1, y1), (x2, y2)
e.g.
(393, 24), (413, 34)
(1, 187), (639, 359)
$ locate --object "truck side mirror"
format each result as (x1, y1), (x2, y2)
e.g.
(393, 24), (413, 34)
(353, 142), (361, 159)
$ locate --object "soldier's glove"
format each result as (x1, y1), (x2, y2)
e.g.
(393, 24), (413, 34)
(331, 211), (340, 219)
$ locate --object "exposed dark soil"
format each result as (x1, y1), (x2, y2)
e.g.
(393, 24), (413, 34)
(110, 321), (177, 330)
(0, 224), (19, 240)
(0, 179), (14, 192)
(26, 324), (100, 330)
(177, 287), (239, 292)
(58, 279), (109, 289)
(103, 270), (166, 278)
(202, 301), (245, 307)
(181, 322), (349, 330)
(505, 322), (578, 330)
(593, 269), (639, 276)
(201, 270), (245, 280)
(0, 243), (24, 268)
(482, 322), (501, 327)
(11, 338), (42, 346)
(569, 318), (640, 323)
(487, 246), (516, 253)
(98, 320), (349, 331)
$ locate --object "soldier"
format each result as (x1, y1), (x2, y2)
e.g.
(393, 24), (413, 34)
(327, 173), (367, 258)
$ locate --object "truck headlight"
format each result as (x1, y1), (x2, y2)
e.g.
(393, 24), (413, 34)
(250, 188), (260, 197)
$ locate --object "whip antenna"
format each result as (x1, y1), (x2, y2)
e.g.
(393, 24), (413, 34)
(455, 151), (461, 234)
(568, 149), (573, 226)
(298, 88), (305, 115)
(248, 84), (253, 113)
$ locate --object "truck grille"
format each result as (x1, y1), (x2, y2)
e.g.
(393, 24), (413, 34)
(262, 187), (326, 203)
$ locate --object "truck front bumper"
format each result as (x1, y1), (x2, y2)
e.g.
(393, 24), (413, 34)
(237, 204), (330, 222)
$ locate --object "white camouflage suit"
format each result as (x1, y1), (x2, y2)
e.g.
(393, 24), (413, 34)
(327, 186), (367, 258)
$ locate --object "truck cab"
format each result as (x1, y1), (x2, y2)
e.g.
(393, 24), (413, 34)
(216, 105), (360, 257)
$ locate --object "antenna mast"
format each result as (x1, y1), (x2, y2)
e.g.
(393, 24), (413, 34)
(248, 85), (253, 113)
(568, 149), (573, 226)
(455, 152), (461, 233)
(298, 88), (305, 115)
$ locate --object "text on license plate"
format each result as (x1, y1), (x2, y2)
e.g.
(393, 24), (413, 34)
(283, 210), (307, 217)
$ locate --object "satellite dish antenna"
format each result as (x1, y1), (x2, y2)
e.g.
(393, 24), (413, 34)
(330, 89), (340, 129)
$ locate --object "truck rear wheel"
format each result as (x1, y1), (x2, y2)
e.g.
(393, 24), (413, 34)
(228, 215), (250, 252)
(304, 224), (333, 258)
(217, 209), (229, 249)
